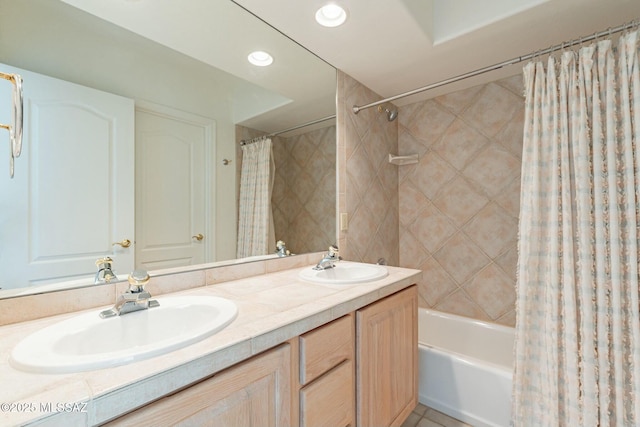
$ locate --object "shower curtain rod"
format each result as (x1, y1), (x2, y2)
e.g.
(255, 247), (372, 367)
(240, 114), (336, 145)
(352, 20), (639, 114)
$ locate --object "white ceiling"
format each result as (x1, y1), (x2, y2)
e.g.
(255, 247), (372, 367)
(235, 0), (640, 106)
(49, 0), (640, 126)
(57, 0), (337, 135)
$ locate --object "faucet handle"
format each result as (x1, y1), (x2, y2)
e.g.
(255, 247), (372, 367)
(95, 257), (113, 268)
(328, 245), (339, 256)
(128, 269), (150, 293)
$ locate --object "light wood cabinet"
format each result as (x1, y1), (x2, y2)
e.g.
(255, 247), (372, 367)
(103, 286), (417, 427)
(104, 344), (292, 427)
(299, 314), (355, 427)
(300, 314), (354, 385)
(300, 360), (354, 427)
(356, 286), (418, 427)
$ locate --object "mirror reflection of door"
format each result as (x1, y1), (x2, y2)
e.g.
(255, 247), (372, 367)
(134, 105), (214, 271)
(0, 63), (135, 288)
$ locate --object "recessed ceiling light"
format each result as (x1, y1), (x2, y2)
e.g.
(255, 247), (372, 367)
(247, 51), (273, 67)
(315, 4), (347, 27)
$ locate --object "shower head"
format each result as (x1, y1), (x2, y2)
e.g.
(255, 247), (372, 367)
(377, 105), (398, 121)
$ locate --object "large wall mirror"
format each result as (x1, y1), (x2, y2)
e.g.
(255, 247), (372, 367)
(0, 0), (336, 297)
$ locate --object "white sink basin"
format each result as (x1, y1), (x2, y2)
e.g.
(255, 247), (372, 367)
(298, 262), (388, 284)
(10, 295), (237, 374)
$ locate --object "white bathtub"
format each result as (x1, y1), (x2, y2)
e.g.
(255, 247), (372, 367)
(418, 309), (514, 427)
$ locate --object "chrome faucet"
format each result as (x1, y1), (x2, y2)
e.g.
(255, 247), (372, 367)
(314, 245), (341, 270)
(275, 240), (290, 257)
(95, 257), (117, 284)
(99, 269), (159, 318)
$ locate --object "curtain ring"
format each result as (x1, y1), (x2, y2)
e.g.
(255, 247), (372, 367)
(561, 41), (570, 58)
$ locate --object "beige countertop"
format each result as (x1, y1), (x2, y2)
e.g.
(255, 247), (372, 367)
(0, 262), (421, 426)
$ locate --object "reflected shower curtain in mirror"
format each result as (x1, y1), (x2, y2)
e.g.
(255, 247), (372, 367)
(236, 137), (275, 258)
(513, 29), (640, 426)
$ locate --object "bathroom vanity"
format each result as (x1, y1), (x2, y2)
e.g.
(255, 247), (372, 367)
(0, 258), (420, 426)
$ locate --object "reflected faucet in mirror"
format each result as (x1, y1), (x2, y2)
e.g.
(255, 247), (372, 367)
(275, 240), (290, 257)
(95, 257), (117, 284)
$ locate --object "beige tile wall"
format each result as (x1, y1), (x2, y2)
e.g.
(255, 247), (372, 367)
(336, 71), (399, 266)
(238, 72), (522, 327)
(236, 124), (336, 255)
(397, 75), (524, 326)
(272, 125), (336, 254)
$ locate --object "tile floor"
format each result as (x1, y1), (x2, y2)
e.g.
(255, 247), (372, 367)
(401, 403), (472, 427)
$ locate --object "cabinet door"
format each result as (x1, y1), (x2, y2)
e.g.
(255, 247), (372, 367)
(105, 344), (291, 427)
(356, 286), (418, 427)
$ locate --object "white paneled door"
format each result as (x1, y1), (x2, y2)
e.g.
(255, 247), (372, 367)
(0, 63), (135, 289)
(134, 105), (213, 271)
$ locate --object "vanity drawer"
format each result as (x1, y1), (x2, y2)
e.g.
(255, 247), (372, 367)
(300, 360), (354, 427)
(299, 313), (354, 385)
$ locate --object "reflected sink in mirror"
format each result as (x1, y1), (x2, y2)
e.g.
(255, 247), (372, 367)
(298, 262), (388, 285)
(10, 295), (237, 374)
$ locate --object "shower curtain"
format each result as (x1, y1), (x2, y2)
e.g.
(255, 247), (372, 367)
(513, 29), (640, 426)
(236, 137), (275, 258)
